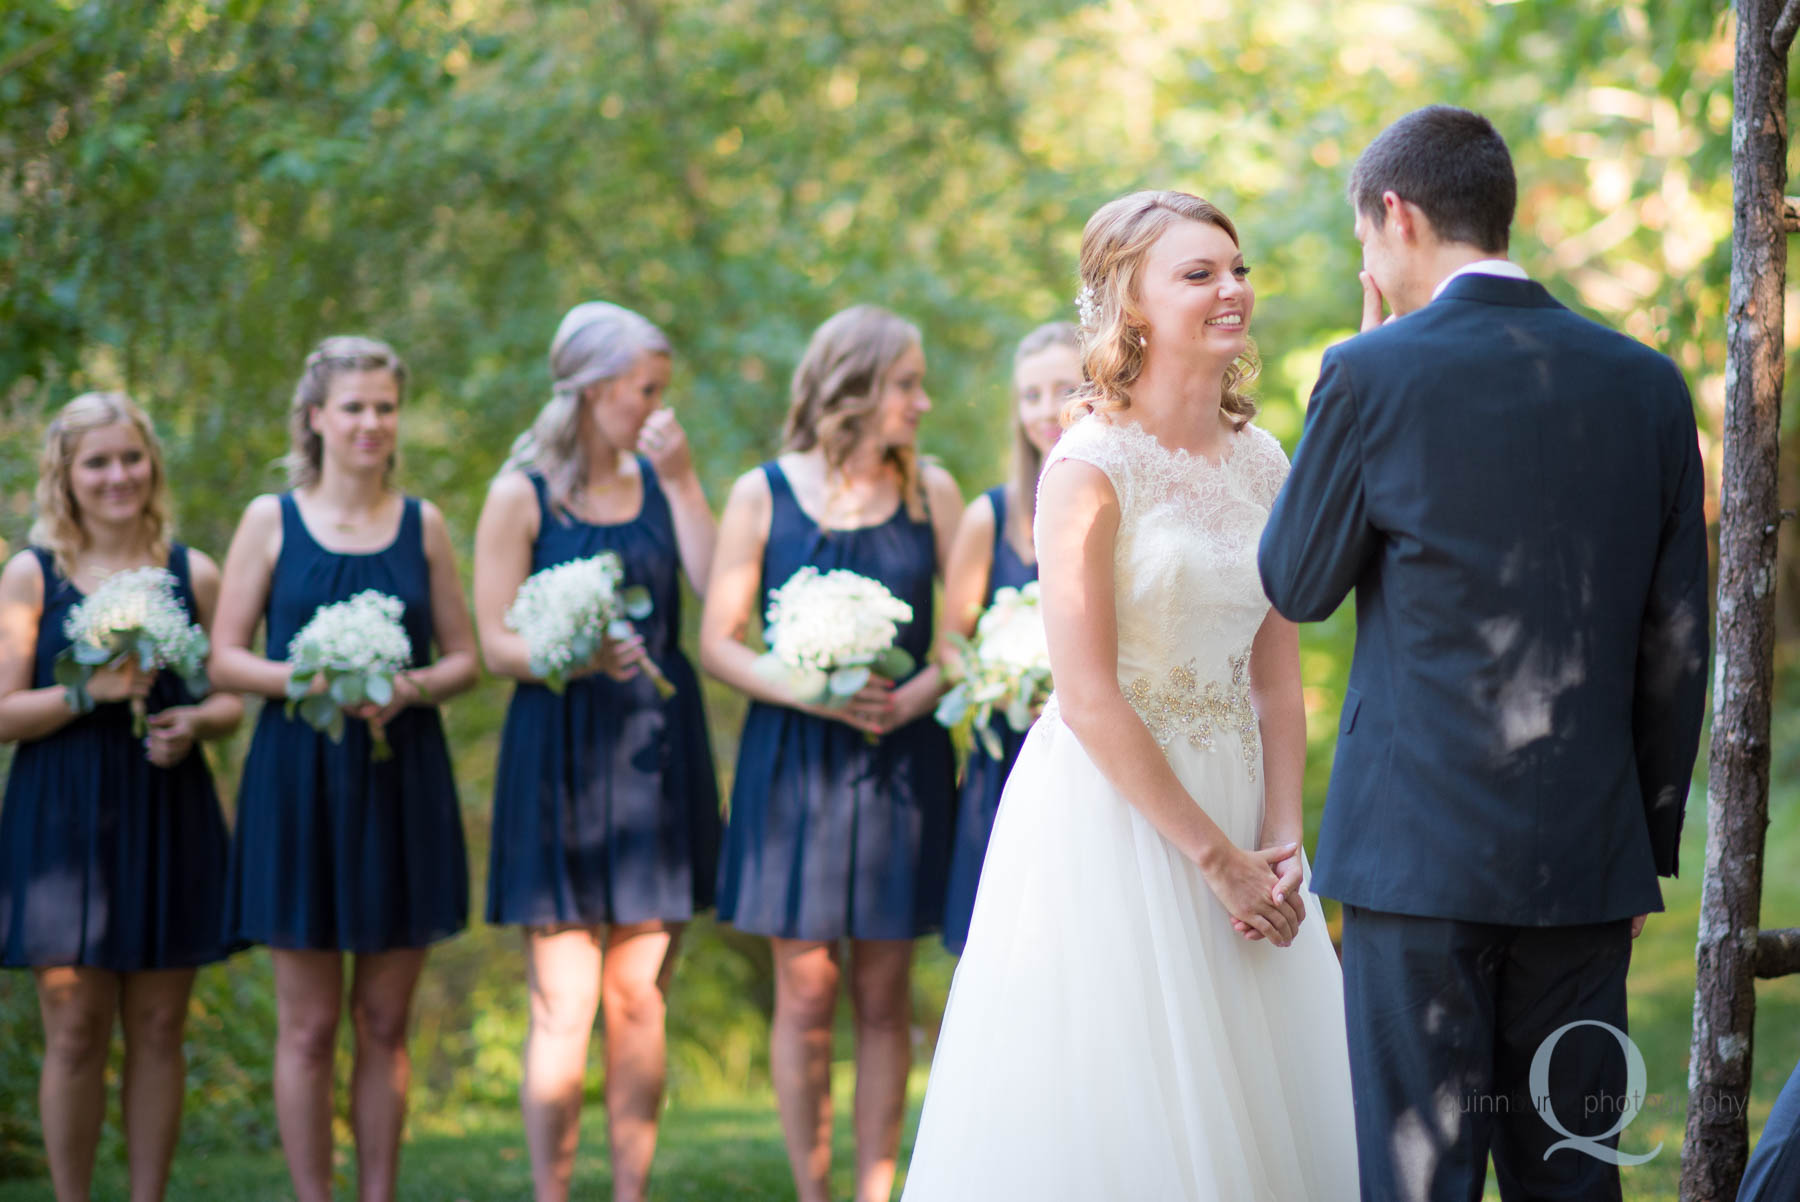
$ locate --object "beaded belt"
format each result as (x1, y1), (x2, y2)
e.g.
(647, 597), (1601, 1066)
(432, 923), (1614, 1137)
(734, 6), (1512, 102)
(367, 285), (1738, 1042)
(1122, 650), (1261, 780)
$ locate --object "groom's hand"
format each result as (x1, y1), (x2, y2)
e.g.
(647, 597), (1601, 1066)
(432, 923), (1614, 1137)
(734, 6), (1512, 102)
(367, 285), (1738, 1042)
(1359, 271), (1388, 332)
(1631, 914), (1648, 939)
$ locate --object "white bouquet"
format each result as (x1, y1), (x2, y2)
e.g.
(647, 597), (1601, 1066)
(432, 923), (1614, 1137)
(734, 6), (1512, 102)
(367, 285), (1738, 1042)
(755, 566), (916, 713)
(56, 566), (210, 736)
(503, 552), (673, 698)
(935, 582), (1052, 758)
(284, 589), (416, 759)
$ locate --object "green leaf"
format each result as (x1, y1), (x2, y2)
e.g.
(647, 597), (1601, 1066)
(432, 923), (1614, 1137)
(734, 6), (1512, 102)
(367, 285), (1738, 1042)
(934, 686), (969, 728)
(364, 673), (394, 707)
(976, 725), (1004, 760)
(1005, 693), (1033, 733)
(285, 670), (316, 701)
(621, 585), (653, 621)
(298, 692), (339, 733)
(53, 654), (90, 688)
(874, 647), (915, 680)
(828, 665), (870, 697)
(330, 673), (366, 707)
(72, 642), (115, 667)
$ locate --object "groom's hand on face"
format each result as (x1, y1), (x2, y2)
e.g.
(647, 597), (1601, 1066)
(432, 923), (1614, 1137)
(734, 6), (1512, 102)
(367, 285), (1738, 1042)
(1359, 271), (1388, 333)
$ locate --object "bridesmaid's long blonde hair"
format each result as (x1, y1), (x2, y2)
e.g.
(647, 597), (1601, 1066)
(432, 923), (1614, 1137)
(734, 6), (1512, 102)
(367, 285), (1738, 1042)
(782, 305), (927, 520)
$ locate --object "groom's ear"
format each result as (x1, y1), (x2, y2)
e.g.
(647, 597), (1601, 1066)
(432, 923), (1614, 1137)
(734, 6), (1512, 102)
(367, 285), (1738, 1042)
(1382, 190), (1434, 246)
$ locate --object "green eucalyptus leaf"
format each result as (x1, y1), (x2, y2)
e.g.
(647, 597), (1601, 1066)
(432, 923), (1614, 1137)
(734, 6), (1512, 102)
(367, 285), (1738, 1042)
(72, 642), (115, 667)
(330, 673), (366, 707)
(621, 586), (653, 621)
(934, 687), (969, 728)
(364, 673), (394, 707)
(875, 647), (915, 679)
(298, 692), (339, 733)
(53, 655), (90, 688)
(828, 665), (871, 697)
(977, 724), (1005, 760)
(285, 670), (316, 701)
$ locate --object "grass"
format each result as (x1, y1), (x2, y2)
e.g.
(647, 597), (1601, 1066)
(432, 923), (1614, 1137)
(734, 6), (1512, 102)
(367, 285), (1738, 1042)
(2, 794), (1797, 1200)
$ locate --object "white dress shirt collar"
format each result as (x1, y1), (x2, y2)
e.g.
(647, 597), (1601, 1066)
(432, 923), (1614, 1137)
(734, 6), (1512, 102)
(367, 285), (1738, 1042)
(1431, 258), (1529, 301)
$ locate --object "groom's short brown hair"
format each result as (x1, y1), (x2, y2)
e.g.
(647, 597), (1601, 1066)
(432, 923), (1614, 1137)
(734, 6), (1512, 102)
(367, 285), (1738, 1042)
(1350, 106), (1515, 253)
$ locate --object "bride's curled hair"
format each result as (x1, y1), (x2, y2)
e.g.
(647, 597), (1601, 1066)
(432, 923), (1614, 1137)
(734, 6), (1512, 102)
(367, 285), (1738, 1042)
(1068, 190), (1259, 427)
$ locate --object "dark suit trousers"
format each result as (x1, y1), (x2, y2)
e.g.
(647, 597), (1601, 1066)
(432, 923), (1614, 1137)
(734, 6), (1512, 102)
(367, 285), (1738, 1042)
(1739, 1057), (1800, 1201)
(1342, 906), (1635, 1202)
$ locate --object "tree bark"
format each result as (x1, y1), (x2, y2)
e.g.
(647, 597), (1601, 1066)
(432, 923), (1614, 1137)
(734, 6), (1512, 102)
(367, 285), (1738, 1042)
(1682, 3), (1790, 1198)
(1757, 927), (1800, 979)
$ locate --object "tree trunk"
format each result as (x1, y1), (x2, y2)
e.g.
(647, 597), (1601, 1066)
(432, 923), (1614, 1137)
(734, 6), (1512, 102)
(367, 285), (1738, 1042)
(1681, 3), (1792, 1198)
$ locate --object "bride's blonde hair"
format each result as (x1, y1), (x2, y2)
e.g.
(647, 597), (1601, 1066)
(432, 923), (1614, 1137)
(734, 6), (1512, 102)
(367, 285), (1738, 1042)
(1067, 190), (1259, 427)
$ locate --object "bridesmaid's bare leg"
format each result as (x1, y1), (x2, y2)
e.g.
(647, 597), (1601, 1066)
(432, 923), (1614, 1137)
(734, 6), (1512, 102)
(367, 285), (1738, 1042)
(771, 938), (841, 1202)
(271, 949), (344, 1202)
(849, 940), (912, 1202)
(347, 947), (427, 1202)
(34, 966), (119, 1202)
(119, 968), (198, 1202)
(601, 921), (681, 1202)
(522, 926), (604, 1202)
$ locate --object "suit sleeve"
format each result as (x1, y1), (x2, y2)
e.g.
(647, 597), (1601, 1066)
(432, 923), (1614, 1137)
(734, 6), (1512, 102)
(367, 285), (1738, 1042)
(1633, 370), (1710, 878)
(1257, 349), (1378, 622)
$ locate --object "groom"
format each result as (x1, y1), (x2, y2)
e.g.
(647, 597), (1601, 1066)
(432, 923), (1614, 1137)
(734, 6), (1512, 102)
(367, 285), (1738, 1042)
(1259, 106), (1709, 1201)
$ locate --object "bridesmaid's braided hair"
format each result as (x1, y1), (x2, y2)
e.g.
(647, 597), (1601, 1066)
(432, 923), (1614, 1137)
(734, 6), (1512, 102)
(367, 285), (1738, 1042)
(1068, 190), (1259, 428)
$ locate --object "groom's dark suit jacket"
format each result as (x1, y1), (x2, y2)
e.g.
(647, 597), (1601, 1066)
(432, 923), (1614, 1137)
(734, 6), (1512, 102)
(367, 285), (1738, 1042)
(1258, 272), (1709, 926)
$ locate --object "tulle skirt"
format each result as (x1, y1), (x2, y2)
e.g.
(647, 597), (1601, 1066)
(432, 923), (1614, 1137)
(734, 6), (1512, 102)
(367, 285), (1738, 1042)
(901, 712), (1358, 1201)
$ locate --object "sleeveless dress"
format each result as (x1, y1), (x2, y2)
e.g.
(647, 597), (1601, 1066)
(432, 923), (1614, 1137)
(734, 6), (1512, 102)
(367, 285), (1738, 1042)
(0, 545), (237, 971)
(942, 485), (1037, 953)
(487, 464), (721, 927)
(224, 495), (468, 952)
(902, 418), (1358, 1200)
(715, 462), (957, 942)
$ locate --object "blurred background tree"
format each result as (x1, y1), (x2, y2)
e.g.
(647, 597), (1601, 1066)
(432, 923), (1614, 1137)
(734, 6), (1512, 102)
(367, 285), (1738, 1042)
(3, 1), (1793, 1197)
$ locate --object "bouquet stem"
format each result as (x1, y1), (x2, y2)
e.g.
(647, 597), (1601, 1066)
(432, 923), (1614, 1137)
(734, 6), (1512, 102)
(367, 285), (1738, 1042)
(369, 718), (394, 763)
(131, 697), (148, 739)
(641, 657), (677, 701)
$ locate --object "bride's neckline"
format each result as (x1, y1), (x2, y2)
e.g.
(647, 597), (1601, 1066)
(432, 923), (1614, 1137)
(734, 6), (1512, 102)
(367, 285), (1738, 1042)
(1092, 414), (1246, 471)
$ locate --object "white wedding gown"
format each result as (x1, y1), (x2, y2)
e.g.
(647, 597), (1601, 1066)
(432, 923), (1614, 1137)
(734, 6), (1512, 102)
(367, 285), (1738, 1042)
(902, 415), (1359, 1201)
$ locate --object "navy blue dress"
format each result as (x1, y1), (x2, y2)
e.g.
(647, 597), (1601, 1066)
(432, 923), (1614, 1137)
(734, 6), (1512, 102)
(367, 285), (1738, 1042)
(942, 486), (1038, 953)
(716, 462), (956, 942)
(224, 495), (468, 952)
(487, 464), (720, 927)
(0, 545), (236, 971)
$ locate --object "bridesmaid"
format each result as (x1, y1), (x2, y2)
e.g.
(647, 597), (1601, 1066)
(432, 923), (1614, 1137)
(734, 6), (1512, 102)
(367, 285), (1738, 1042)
(474, 301), (720, 1202)
(211, 337), (478, 1202)
(0, 392), (243, 1202)
(937, 322), (1079, 952)
(701, 305), (962, 1202)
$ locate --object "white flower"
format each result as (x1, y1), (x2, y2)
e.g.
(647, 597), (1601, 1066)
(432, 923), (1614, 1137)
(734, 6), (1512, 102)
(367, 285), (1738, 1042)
(504, 553), (669, 696)
(288, 590), (412, 676)
(285, 590), (414, 752)
(57, 566), (211, 731)
(757, 567), (915, 707)
(935, 581), (1053, 755)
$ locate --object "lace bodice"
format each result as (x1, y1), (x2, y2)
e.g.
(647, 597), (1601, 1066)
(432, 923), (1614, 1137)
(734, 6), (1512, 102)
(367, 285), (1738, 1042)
(1035, 415), (1289, 765)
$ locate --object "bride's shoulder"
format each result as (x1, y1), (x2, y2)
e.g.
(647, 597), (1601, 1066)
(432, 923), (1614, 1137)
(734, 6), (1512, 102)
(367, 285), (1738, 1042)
(1234, 420), (1291, 504)
(1236, 421), (1289, 465)
(1043, 412), (1125, 470)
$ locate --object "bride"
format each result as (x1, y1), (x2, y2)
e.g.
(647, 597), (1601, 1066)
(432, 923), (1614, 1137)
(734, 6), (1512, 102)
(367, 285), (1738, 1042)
(901, 191), (1358, 1200)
